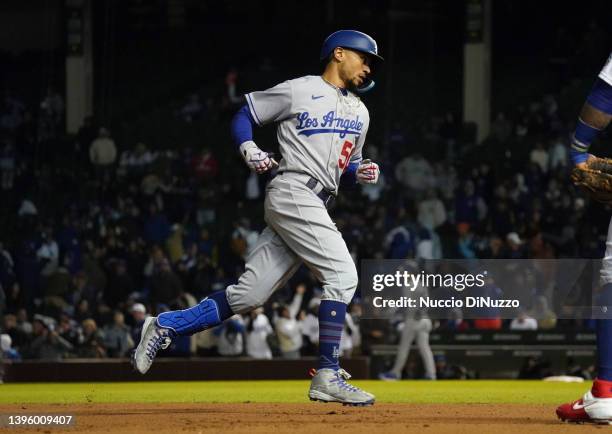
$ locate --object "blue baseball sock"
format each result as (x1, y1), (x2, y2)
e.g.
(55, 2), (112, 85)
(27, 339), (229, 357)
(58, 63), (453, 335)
(208, 290), (234, 320)
(597, 284), (612, 381)
(318, 300), (347, 371)
(157, 290), (234, 336)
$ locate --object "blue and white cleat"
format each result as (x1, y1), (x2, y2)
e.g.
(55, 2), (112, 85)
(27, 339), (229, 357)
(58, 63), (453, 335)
(132, 316), (175, 374)
(309, 368), (375, 406)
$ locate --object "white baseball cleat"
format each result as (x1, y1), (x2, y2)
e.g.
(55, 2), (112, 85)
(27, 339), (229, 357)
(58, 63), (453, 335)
(557, 379), (612, 424)
(309, 368), (375, 406)
(131, 316), (175, 374)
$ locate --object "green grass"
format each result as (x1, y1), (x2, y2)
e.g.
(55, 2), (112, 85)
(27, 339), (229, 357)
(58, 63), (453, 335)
(0, 380), (591, 405)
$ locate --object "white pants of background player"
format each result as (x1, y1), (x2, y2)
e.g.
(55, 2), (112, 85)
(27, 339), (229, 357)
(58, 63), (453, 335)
(226, 172), (358, 313)
(601, 216), (612, 286)
(388, 318), (436, 379)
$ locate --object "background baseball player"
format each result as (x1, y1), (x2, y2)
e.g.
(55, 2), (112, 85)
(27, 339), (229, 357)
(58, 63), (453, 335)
(133, 30), (382, 406)
(557, 52), (612, 423)
(378, 274), (436, 381)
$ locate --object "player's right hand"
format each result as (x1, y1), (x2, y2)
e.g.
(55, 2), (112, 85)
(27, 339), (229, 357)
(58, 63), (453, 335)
(240, 141), (278, 174)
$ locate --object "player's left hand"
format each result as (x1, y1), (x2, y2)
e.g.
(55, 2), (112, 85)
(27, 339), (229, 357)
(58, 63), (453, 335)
(356, 159), (379, 184)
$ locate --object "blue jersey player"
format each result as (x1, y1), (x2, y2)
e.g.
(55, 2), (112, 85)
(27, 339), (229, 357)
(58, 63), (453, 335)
(557, 52), (612, 423)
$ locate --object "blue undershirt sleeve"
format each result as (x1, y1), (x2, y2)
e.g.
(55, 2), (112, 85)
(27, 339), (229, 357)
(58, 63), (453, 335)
(231, 105), (257, 148)
(341, 161), (360, 185)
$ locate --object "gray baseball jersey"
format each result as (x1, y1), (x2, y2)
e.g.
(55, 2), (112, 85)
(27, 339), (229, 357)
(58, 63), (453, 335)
(226, 76), (373, 313)
(245, 75), (369, 193)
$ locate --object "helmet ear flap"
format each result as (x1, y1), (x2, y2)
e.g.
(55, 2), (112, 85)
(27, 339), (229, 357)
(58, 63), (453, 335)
(355, 78), (375, 94)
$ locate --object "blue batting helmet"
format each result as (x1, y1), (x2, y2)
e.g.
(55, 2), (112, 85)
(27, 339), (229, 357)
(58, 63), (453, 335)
(320, 30), (383, 61)
(320, 30), (383, 93)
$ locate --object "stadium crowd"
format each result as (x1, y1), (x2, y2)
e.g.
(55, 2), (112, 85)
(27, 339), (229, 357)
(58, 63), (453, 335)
(0, 60), (610, 365)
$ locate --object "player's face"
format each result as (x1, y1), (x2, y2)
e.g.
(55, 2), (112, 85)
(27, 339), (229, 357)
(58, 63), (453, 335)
(338, 49), (372, 89)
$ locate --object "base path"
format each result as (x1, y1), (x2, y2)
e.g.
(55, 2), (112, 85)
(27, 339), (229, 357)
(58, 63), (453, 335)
(0, 403), (602, 433)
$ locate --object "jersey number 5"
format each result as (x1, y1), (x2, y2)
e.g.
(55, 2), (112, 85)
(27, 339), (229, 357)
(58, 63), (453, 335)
(338, 140), (354, 170)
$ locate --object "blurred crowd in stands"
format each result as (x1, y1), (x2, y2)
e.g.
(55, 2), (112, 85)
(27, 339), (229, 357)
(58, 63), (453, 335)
(0, 54), (611, 367)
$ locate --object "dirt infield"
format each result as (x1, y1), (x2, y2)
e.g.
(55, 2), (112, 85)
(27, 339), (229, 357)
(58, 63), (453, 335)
(0, 403), (604, 433)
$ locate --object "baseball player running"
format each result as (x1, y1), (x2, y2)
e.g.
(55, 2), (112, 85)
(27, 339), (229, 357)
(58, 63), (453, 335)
(379, 264), (436, 381)
(557, 52), (612, 423)
(133, 30), (382, 406)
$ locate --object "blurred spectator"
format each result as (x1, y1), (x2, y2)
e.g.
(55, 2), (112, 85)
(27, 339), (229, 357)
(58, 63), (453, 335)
(215, 314), (245, 356)
(119, 142), (156, 178)
(0, 141), (16, 190)
(71, 271), (97, 310)
(417, 190), (447, 230)
(42, 266), (72, 314)
(1, 334), (20, 360)
(89, 127), (117, 167)
(340, 311), (359, 358)
(245, 308), (273, 359)
(191, 148), (219, 181)
(510, 310), (539, 331)
(1, 92), (25, 131)
(275, 284), (305, 359)
(415, 226), (441, 260)
(149, 259), (183, 306)
(549, 135), (568, 169)
(16, 309), (33, 335)
(130, 303), (147, 344)
(143, 205), (171, 245)
(40, 87), (64, 125)
(103, 312), (134, 357)
(78, 319), (106, 358)
(74, 299), (93, 323)
(456, 223), (476, 259)
(56, 313), (80, 347)
(455, 180), (487, 225)
(435, 354), (469, 379)
(384, 222), (414, 259)
(105, 259), (136, 308)
(301, 296), (321, 355)
(506, 232), (526, 259)
(166, 224), (185, 264)
(394, 154), (435, 195)
(89, 127), (117, 185)
(37, 230), (59, 276)
(231, 218), (259, 260)
(25, 317), (73, 360)
(530, 296), (558, 329)
(179, 94), (204, 123)
(471, 277), (503, 330)
(17, 198), (38, 217)
(3, 314), (29, 351)
(75, 116), (96, 161)
(491, 112), (512, 143)
(38, 87), (64, 139)
(529, 142), (549, 173)
(518, 356), (552, 379)
(439, 308), (469, 332)
(225, 68), (243, 105)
